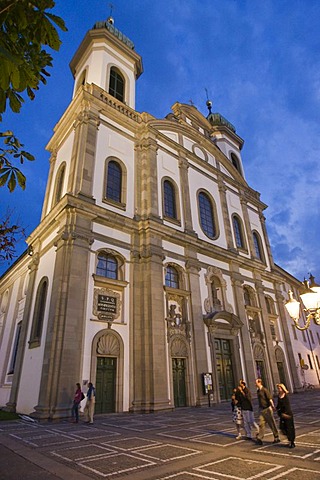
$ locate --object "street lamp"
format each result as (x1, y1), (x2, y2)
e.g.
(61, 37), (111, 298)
(285, 274), (320, 330)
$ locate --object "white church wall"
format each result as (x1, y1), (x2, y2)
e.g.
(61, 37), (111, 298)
(17, 248), (56, 414)
(93, 123), (135, 217)
(188, 168), (227, 249)
(45, 131), (74, 216)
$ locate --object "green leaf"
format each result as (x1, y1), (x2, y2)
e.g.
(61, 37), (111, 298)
(0, 169), (10, 187)
(8, 90), (23, 113)
(7, 172), (17, 192)
(16, 169), (26, 189)
(45, 12), (68, 32)
(21, 151), (35, 161)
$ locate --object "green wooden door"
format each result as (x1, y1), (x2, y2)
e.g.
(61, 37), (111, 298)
(215, 339), (235, 400)
(95, 357), (116, 413)
(172, 358), (187, 407)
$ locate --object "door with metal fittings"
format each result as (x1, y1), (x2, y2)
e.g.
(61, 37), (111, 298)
(172, 358), (187, 407)
(215, 339), (235, 401)
(95, 357), (116, 414)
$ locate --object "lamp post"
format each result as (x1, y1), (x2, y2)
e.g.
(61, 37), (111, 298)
(285, 274), (320, 331)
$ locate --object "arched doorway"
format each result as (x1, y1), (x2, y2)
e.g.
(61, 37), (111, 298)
(170, 336), (189, 408)
(204, 311), (243, 403)
(91, 330), (124, 414)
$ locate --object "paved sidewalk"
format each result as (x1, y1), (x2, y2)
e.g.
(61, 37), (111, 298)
(0, 389), (319, 480)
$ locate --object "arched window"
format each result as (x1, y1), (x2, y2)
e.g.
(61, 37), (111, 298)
(106, 160), (122, 203)
(29, 278), (48, 347)
(265, 296), (274, 315)
(232, 215), (245, 248)
(243, 287), (252, 306)
(75, 69), (86, 91)
(96, 252), (118, 280)
(198, 191), (217, 239)
(165, 265), (180, 289)
(53, 163), (65, 206)
(163, 180), (177, 219)
(230, 152), (241, 173)
(7, 321), (22, 374)
(109, 67), (125, 102)
(252, 231), (264, 261)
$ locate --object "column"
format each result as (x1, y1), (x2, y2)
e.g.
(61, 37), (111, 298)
(33, 211), (94, 419)
(178, 155), (195, 235)
(255, 277), (280, 389)
(217, 175), (234, 250)
(129, 229), (171, 412)
(186, 250), (208, 406)
(68, 108), (100, 199)
(230, 271), (257, 389)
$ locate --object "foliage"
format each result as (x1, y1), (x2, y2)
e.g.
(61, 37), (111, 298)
(0, 0), (67, 118)
(0, 131), (35, 191)
(0, 0), (67, 191)
(0, 210), (26, 263)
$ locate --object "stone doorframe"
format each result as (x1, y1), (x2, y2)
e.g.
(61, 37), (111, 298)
(91, 329), (124, 413)
(204, 311), (243, 404)
(275, 345), (290, 389)
(169, 335), (193, 407)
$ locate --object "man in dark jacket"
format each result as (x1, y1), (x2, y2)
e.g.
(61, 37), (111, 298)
(255, 378), (280, 445)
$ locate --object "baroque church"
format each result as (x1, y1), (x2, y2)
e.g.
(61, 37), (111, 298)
(0, 16), (319, 419)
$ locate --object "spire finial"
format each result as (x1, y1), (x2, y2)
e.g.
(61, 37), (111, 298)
(107, 3), (114, 25)
(205, 88), (212, 114)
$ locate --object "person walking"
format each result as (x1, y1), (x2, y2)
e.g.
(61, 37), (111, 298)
(255, 378), (280, 445)
(237, 380), (259, 440)
(231, 387), (243, 440)
(84, 382), (96, 424)
(276, 383), (296, 448)
(71, 383), (83, 423)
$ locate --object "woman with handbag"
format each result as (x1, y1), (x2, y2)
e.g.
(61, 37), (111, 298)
(276, 383), (296, 448)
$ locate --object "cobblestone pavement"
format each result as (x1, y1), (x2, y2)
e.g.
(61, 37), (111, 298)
(0, 389), (320, 480)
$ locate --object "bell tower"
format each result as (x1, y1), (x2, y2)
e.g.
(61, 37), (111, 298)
(69, 16), (143, 109)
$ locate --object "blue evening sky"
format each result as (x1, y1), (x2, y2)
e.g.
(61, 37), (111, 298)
(1, 0), (320, 286)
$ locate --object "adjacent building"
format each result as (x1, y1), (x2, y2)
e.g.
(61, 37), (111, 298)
(0, 17), (319, 419)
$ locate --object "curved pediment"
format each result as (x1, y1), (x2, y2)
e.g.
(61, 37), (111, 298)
(203, 310), (243, 331)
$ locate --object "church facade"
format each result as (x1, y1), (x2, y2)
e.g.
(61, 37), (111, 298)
(0, 18), (319, 419)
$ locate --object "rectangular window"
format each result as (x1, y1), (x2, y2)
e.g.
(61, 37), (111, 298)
(298, 353), (303, 367)
(309, 331), (315, 344)
(301, 330), (306, 343)
(317, 332), (320, 345)
(316, 355), (320, 370)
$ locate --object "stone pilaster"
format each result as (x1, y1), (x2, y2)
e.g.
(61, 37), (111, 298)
(68, 108), (100, 198)
(135, 133), (160, 221)
(230, 271), (256, 390)
(129, 228), (171, 412)
(33, 211), (94, 420)
(217, 176), (234, 250)
(185, 251), (208, 406)
(255, 277), (280, 389)
(41, 151), (57, 220)
(240, 196), (256, 258)
(259, 210), (275, 268)
(178, 155), (195, 235)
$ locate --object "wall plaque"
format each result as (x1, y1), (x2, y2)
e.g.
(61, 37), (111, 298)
(93, 288), (121, 322)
